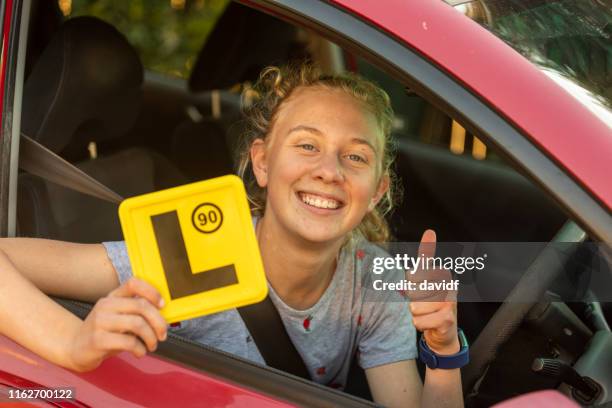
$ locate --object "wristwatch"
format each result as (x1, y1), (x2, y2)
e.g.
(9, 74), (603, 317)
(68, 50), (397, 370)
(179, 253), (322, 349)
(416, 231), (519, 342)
(419, 328), (469, 369)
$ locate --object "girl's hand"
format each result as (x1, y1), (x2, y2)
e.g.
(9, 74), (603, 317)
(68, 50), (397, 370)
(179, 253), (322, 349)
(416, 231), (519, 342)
(408, 230), (460, 355)
(67, 278), (167, 372)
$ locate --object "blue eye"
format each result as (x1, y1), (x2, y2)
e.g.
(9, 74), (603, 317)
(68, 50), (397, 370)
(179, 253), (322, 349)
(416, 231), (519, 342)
(347, 154), (367, 163)
(299, 144), (317, 151)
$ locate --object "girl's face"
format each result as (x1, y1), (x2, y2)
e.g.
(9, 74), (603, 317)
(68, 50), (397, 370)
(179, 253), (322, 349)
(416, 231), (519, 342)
(251, 86), (389, 245)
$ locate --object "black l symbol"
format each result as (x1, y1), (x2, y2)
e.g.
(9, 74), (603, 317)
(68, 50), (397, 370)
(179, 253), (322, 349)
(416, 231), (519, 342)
(151, 211), (237, 300)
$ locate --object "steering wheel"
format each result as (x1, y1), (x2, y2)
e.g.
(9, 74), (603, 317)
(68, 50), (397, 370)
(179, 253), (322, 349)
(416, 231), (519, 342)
(462, 220), (590, 395)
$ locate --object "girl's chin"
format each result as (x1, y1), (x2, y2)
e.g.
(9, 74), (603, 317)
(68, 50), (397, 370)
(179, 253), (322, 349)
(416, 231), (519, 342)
(291, 222), (349, 244)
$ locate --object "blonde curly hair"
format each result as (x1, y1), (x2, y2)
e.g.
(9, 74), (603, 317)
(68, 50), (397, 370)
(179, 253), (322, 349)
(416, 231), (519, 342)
(237, 63), (400, 242)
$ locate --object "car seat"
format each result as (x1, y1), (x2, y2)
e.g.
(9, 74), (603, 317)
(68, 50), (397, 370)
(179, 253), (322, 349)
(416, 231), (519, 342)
(18, 16), (186, 242)
(170, 120), (235, 182)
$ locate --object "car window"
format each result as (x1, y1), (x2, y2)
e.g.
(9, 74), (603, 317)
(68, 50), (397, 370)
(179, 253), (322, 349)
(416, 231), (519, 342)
(66, 0), (230, 79)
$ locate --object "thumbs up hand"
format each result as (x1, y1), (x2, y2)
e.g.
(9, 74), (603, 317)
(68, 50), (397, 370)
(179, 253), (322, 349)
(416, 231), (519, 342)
(407, 230), (460, 355)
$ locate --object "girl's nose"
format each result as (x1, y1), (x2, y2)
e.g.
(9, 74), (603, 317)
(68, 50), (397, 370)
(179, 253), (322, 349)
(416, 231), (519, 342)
(312, 152), (344, 183)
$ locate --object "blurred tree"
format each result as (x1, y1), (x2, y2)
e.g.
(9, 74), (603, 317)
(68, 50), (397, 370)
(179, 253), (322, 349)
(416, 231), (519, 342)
(69, 0), (229, 78)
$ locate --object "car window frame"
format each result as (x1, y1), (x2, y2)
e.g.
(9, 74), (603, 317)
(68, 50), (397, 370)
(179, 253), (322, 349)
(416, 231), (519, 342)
(0, 0), (28, 238)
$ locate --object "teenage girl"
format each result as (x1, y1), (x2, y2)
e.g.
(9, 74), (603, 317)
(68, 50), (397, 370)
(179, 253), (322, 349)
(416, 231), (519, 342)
(0, 64), (462, 407)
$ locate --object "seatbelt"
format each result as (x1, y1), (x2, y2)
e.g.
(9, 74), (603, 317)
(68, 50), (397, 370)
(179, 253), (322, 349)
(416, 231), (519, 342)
(238, 296), (310, 379)
(19, 134), (312, 379)
(19, 134), (123, 203)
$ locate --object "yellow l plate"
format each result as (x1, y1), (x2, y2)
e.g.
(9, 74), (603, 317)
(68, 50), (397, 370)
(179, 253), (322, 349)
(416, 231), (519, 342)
(118, 175), (267, 323)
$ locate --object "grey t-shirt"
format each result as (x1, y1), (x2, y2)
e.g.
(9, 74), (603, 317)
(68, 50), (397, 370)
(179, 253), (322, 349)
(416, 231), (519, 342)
(102, 233), (416, 389)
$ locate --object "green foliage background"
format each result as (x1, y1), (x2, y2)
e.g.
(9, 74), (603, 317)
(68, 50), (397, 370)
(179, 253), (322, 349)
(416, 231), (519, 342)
(70, 0), (229, 78)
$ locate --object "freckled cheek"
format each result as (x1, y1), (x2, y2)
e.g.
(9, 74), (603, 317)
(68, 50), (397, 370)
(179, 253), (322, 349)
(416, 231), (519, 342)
(268, 158), (308, 191)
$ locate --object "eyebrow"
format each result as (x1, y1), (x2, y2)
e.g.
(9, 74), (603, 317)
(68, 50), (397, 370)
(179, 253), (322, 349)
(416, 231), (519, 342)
(287, 125), (378, 153)
(287, 125), (323, 137)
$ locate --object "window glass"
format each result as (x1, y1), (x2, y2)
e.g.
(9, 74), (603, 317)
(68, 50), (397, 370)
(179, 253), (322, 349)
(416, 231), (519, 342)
(64, 0), (229, 78)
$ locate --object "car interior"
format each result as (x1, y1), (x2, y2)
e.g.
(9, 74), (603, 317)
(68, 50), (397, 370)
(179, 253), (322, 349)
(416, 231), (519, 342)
(14, 1), (611, 406)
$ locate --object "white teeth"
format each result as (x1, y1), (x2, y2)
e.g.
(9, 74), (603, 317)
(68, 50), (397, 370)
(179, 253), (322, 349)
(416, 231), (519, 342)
(300, 193), (340, 209)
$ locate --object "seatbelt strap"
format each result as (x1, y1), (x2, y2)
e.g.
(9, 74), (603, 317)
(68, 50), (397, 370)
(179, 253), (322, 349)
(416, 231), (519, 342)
(19, 133), (123, 204)
(238, 296), (311, 380)
(19, 133), (311, 380)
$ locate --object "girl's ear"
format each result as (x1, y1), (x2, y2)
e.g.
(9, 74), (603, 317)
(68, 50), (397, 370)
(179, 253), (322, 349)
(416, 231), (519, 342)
(251, 138), (268, 188)
(368, 173), (390, 212)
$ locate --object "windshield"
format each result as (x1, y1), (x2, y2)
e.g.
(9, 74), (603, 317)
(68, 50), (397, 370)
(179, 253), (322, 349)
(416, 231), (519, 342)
(446, 0), (612, 126)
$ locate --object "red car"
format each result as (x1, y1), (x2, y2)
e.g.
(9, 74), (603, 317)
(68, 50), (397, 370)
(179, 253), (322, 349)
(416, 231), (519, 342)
(0, 0), (610, 406)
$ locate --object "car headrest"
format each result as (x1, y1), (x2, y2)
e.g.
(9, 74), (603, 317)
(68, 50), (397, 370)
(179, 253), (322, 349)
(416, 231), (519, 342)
(188, 2), (305, 92)
(22, 16), (143, 154)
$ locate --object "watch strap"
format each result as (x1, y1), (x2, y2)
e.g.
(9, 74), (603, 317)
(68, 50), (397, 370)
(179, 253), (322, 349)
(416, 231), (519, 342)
(419, 328), (469, 369)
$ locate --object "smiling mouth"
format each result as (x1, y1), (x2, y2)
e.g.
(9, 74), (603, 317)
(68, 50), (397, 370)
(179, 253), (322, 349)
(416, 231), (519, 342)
(298, 192), (344, 210)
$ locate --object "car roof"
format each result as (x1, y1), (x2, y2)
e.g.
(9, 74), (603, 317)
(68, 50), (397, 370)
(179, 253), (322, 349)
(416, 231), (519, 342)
(333, 0), (612, 211)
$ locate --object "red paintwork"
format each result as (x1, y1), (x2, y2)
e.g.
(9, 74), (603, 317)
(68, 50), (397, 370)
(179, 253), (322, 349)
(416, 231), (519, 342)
(332, 0), (612, 210)
(0, 336), (294, 408)
(492, 390), (580, 407)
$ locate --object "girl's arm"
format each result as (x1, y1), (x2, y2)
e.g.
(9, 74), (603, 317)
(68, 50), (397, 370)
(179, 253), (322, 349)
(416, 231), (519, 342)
(0, 238), (167, 371)
(366, 360), (422, 407)
(366, 230), (463, 407)
(366, 356), (463, 408)
(0, 238), (119, 302)
(365, 301), (462, 408)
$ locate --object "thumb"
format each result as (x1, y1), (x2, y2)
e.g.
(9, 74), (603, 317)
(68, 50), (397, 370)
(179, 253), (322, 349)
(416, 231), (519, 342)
(417, 229), (437, 259)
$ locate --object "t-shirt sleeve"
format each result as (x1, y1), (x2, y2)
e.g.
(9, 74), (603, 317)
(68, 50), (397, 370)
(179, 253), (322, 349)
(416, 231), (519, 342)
(358, 294), (417, 369)
(102, 241), (134, 285)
